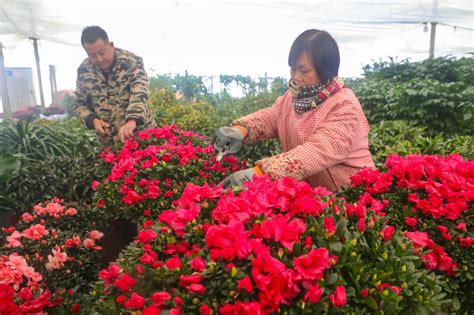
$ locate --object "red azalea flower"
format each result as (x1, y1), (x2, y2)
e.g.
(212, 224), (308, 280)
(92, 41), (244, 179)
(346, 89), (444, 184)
(99, 264), (121, 285)
(404, 216), (417, 228)
(360, 289), (369, 297)
(151, 291), (171, 307)
(17, 287), (33, 302)
(220, 301), (263, 315)
(186, 283), (206, 294)
(380, 226), (395, 241)
(143, 219), (154, 228)
(458, 236), (473, 247)
(91, 180), (100, 190)
(357, 218), (366, 232)
(179, 274), (203, 287)
(116, 295), (127, 305)
(437, 225), (448, 233)
(456, 222), (467, 232)
(124, 292), (145, 309)
(292, 248), (332, 282)
(206, 223), (252, 261)
(442, 233), (452, 240)
(165, 256), (182, 270)
(142, 305), (161, 315)
(237, 276), (253, 293)
(137, 229), (158, 243)
(329, 286), (347, 307)
(405, 231), (433, 248)
(140, 252), (158, 265)
(190, 256), (206, 272)
(303, 284), (323, 304)
(324, 217), (336, 237)
(378, 283), (402, 295)
(19, 290), (51, 314)
(71, 303), (80, 313)
(114, 273), (137, 292)
(199, 304), (211, 315)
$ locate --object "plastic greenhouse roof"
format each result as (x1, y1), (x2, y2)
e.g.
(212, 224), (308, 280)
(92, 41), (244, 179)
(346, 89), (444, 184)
(0, 0), (473, 102)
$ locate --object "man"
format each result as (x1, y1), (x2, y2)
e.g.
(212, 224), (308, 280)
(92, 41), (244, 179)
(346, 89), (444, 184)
(73, 26), (154, 145)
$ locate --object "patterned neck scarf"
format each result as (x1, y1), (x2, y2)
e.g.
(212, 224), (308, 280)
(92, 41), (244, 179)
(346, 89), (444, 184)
(289, 77), (345, 113)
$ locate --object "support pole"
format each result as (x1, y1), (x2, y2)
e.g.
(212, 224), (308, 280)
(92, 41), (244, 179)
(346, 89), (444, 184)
(31, 37), (45, 108)
(49, 65), (57, 104)
(429, 22), (437, 58)
(0, 43), (13, 120)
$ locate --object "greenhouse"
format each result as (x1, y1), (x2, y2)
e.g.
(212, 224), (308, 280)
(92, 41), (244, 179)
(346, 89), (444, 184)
(0, 1), (473, 314)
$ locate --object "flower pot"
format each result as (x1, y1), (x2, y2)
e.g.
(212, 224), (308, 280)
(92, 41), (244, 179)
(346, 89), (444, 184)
(100, 218), (137, 266)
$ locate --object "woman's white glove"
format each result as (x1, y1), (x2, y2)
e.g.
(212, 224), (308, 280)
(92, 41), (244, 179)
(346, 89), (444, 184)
(211, 126), (247, 155)
(220, 166), (263, 189)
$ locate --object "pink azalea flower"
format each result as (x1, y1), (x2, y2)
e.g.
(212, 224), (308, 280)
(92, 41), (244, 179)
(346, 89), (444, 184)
(45, 245), (67, 270)
(89, 230), (104, 240)
(22, 224), (49, 240)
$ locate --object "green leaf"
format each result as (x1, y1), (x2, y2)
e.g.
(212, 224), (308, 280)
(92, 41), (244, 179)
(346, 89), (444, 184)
(329, 241), (343, 253)
(0, 154), (20, 183)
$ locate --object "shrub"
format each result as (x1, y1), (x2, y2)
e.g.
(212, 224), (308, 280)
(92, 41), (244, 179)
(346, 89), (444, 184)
(0, 118), (99, 212)
(92, 125), (245, 223)
(0, 199), (108, 313)
(342, 154), (473, 313)
(369, 120), (474, 167)
(88, 176), (448, 314)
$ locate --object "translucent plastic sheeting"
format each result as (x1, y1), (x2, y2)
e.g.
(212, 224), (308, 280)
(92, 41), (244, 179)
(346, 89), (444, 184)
(0, 0), (472, 108)
(0, 0), (472, 49)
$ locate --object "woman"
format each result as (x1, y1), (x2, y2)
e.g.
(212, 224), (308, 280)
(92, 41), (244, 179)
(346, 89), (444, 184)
(212, 29), (375, 192)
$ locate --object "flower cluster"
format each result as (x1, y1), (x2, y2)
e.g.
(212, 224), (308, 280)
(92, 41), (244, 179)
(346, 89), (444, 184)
(92, 125), (245, 223)
(0, 198), (108, 313)
(90, 176), (447, 314)
(0, 253), (55, 314)
(347, 153), (473, 312)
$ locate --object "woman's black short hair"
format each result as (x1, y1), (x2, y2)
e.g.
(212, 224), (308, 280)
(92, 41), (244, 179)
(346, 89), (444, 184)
(81, 26), (109, 47)
(288, 29), (340, 83)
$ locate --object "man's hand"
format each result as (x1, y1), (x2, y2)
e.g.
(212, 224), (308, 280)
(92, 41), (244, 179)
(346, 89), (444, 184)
(92, 118), (110, 137)
(220, 166), (263, 189)
(211, 126), (247, 155)
(118, 120), (137, 143)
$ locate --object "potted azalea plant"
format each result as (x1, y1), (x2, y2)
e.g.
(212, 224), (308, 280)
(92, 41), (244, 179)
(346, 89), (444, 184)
(87, 176), (448, 314)
(92, 125), (245, 223)
(343, 153), (473, 313)
(0, 198), (108, 313)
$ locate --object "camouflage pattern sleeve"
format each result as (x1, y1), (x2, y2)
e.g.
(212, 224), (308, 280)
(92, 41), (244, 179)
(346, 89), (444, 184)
(72, 67), (98, 129)
(125, 57), (150, 127)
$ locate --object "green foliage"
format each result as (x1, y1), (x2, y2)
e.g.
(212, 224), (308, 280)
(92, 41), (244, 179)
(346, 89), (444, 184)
(87, 178), (448, 314)
(150, 72), (207, 101)
(370, 120), (474, 167)
(0, 154), (20, 184)
(341, 154), (473, 313)
(0, 199), (109, 311)
(0, 154), (98, 212)
(0, 118), (100, 213)
(348, 57), (474, 137)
